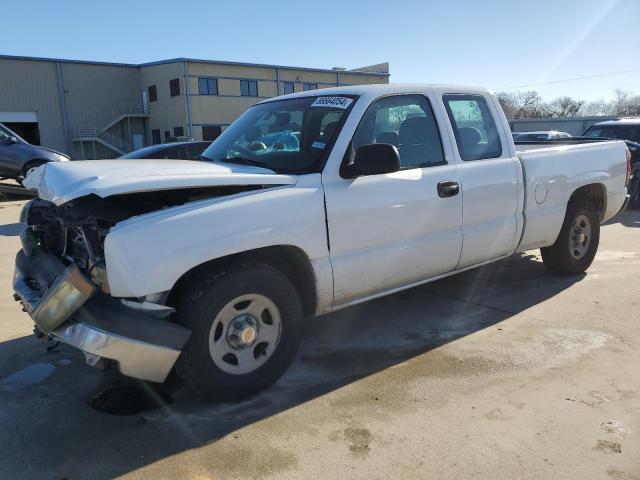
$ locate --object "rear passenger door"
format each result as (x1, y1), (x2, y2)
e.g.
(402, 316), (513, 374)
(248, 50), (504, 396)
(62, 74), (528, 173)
(324, 93), (463, 306)
(443, 94), (520, 267)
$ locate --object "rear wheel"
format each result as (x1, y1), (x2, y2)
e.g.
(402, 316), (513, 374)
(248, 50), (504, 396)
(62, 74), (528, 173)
(174, 262), (304, 401)
(541, 198), (600, 275)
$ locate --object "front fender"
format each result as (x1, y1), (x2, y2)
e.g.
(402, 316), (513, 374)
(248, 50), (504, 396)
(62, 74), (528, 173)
(104, 175), (328, 298)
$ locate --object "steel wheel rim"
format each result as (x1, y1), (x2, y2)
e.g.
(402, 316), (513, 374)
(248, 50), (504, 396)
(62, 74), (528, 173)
(208, 293), (282, 375)
(569, 214), (591, 260)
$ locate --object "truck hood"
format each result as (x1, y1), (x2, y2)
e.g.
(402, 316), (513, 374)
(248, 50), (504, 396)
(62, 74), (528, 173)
(23, 159), (297, 206)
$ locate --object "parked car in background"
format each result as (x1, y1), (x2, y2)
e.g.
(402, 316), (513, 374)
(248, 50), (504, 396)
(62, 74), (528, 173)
(119, 141), (211, 160)
(16, 84), (630, 401)
(0, 122), (69, 184)
(512, 130), (572, 141)
(583, 118), (640, 206)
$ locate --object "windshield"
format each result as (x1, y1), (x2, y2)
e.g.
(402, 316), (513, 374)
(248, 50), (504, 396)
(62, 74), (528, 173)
(584, 124), (640, 143)
(201, 95), (357, 173)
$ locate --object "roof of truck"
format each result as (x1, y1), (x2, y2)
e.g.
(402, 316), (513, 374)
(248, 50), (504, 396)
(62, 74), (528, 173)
(259, 83), (491, 104)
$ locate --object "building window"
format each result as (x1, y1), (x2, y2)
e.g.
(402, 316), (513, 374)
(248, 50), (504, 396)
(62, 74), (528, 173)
(173, 126), (185, 137)
(152, 129), (161, 145)
(240, 79), (258, 97)
(202, 125), (222, 141)
(164, 130), (170, 140)
(303, 83), (318, 91)
(283, 82), (295, 95)
(169, 78), (180, 97)
(198, 78), (218, 96)
(148, 85), (158, 102)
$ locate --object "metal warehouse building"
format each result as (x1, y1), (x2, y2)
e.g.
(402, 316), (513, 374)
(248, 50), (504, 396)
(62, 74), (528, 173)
(0, 55), (389, 159)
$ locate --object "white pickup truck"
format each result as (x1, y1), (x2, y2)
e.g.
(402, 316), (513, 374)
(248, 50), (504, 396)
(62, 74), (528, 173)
(15, 84), (631, 401)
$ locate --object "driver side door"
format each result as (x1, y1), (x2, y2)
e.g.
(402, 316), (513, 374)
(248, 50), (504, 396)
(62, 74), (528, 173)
(323, 93), (463, 306)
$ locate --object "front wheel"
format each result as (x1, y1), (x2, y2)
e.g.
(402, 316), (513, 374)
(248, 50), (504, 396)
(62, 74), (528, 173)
(541, 198), (600, 275)
(174, 262), (304, 401)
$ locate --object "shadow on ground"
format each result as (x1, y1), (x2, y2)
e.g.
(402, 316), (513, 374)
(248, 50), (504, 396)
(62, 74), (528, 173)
(604, 205), (640, 228)
(0, 250), (586, 479)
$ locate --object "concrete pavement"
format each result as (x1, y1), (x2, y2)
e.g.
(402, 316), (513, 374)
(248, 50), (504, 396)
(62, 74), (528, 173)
(0, 200), (639, 480)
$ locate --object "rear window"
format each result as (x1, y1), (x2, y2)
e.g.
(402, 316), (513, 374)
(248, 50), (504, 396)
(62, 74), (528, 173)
(584, 124), (640, 143)
(443, 94), (502, 161)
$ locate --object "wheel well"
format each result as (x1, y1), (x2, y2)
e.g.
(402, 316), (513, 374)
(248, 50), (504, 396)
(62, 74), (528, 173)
(168, 245), (317, 317)
(22, 159), (47, 173)
(569, 183), (606, 220)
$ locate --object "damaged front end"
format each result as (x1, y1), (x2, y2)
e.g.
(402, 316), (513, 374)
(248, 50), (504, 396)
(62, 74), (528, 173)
(12, 187), (258, 383)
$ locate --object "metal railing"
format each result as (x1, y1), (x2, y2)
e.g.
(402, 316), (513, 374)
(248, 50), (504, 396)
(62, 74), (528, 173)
(77, 127), (133, 153)
(76, 104), (146, 153)
(91, 104), (148, 132)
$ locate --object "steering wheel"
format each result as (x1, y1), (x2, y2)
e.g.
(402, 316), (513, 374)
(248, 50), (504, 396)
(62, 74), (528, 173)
(247, 141), (268, 152)
(229, 144), (262, 158)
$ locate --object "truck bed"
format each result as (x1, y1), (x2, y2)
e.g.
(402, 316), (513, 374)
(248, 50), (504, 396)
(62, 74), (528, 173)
(515, 140), (629, 252)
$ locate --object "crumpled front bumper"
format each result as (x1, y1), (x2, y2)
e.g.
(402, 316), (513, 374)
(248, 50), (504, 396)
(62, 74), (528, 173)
(13, 248), (190, 383)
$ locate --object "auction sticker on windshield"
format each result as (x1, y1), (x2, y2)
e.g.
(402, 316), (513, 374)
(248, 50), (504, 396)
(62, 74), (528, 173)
(311, 96), (354, 109)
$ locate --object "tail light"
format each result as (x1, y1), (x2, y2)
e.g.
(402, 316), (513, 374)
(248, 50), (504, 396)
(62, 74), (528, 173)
(625, 146), (632, 187)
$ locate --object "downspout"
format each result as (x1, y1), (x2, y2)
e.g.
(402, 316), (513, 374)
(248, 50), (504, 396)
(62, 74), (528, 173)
(275, 67), (280, 96)
(183, 61), (193, 137)
(55, 62), (72, 155)
(336, 72), (340, 87)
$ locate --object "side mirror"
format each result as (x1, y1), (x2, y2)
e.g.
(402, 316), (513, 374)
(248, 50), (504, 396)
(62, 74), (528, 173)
(342, 143), (400, 178)
(3, 136), (19, 144)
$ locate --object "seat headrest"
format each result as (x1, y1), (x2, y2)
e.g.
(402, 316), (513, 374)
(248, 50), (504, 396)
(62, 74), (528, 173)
(458, 127), (482, 147)
(376, 131), (399, 146)
(399, 117), (430, 144)
(323, 122), (339, 139)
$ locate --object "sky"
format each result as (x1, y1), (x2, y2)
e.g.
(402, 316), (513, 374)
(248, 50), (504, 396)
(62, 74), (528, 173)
(2, 0), (639, 102)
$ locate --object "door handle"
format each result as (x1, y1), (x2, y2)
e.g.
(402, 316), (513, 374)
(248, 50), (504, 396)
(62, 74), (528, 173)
(437, 181), (460, 198)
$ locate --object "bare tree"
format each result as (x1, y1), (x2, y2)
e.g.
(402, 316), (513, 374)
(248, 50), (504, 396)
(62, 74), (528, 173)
(548, 96), (584, 117)
(581, 99), (613, 116)
(496, 90), (549, 118)
(496, 91), (518, 118)
(612, 89), (640, 116)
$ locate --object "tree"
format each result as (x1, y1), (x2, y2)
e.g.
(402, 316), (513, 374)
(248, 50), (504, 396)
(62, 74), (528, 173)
(496, 90), (549, 118)
(548, 96), (584, 118)
(611, 89), (640, 116)
(581, 99), (613, 116)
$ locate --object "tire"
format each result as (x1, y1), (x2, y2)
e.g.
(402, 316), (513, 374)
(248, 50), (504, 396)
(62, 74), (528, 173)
(541, 198), (600, 275)
(174, 262), (304, 401)
(17, 160), (45, 186)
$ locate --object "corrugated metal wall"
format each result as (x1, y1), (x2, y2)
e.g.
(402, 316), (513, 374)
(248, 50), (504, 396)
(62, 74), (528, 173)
(0, 58), (142, 155)
(60, 62), (141, 136)
(0, 59), (66, 151)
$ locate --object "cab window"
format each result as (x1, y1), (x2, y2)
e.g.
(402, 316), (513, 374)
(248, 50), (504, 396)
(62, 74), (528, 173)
(443, 94), (502, 161)
(351, 94), (445, 169)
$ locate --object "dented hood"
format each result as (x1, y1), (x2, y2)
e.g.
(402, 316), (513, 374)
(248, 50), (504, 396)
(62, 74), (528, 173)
(23, 159), (297, 205)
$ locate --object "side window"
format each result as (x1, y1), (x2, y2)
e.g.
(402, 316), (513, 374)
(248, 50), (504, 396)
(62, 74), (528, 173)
(351, 94), (445, 169)
(169, 78), (180, 97)
(148, 85), (158, 102)
(151, 129), (161, 145)
(283, 82), (295, 95)
(241, 80), (258, 97)
(443, 94), (502, 161)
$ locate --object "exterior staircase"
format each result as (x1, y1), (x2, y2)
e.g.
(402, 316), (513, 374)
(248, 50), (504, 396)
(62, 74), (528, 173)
(72, 104), (149, 156)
